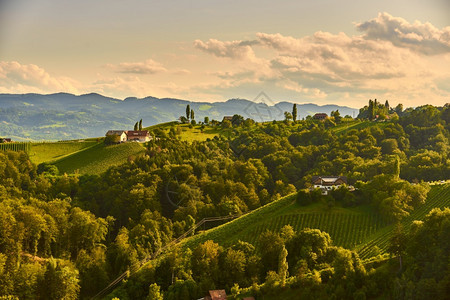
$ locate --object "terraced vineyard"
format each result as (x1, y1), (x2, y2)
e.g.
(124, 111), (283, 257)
(357, 184), (450, 259)
(0, 142), (31, 153)
(29, 140), (99, 165)
(182, 184), (450, 261)
(240, 212), (386, 249)
(53, 142), (146, 175)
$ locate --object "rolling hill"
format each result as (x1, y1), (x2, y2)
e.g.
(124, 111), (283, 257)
(181, 184), (450, 260)
(52, 142), (146, 175)
(0, 92), (358, 141)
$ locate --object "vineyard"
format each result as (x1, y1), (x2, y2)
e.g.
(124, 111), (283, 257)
(29, 140), (99, 165)
(182, 184), (450, 261)
(53, 142), (146, 175)
(0, 142), (31, 153)
(357, 183), (450, 259)
(237, 211), (387, 249)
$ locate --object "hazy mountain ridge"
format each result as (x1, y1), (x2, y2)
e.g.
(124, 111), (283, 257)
(0, 93), (358, 140)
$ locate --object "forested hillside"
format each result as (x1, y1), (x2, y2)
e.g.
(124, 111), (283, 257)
(0, 103), (448, 299)
(0, 93), (357, 141)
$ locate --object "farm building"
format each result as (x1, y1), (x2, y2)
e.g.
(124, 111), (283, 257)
(203, 290), (227, 300)
(312, 176), (347, 195)
(313, 113), (328, 120)
(126, 130), (152, 142)
(106, 130), (128, 142)
(222, 116), (233, 122)
(105, 130), (152, 143)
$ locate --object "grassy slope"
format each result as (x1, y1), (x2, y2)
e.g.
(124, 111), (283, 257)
(29, 141), (100, 165)
(181, 184), (450, 260)
(145, 122), (223, 142)
(53, 142), (146, 175)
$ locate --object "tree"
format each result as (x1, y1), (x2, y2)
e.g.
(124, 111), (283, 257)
(191, 109), (195, 120)
(231, 114), (244, 126)
(204, 116), (209, 124)
(388, 223), (407, 272)
(292, 104), (297, 122)
(134, 122), (139, 131)
(104, 134), (120, 145)
(331, 110), (342, 123)
(147, 283), (163, 300)
(278, 245), (288, 287)
(368, 100), (374, 120)
(395, 103), (403, 115)
(385, 100), (390, 110)
(139, 119), (143, 131)
(284, 112), (293, 122)
(186, 105), (190, 119)
(380, 139), (398, 155)
(39, 258), (80, 300)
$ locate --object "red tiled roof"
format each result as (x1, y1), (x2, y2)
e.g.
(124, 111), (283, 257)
(126, 131), (149, 137)
(208, 290), (227, 300)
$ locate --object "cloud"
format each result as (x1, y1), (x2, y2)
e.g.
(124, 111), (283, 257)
(107, 59), (167, 74)
(193, 38), (258, 61)
(0, 61), (79, 94)
(356, 12), (450, 55)
(192, 14), (450, 106)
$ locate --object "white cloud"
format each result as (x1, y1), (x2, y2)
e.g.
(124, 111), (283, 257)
(106, 59), (167, 74)
(0, 61), (79, 94)
(356, 12), (450, 55)
(193, 39), (258, 61)
(192, 14), (450, 105)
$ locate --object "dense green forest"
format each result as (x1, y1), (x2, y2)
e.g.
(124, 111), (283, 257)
(0, 103), (449, 299)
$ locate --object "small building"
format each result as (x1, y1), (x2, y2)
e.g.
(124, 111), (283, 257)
(126, 130), (152, 142)
(312, 176), (347, 195)
(222, 116), (233, 122)
(105, 130), (128, 142)
(313, 113), (328, 120)
(204, 290), (227, 300)
(0, 138), (12, 143)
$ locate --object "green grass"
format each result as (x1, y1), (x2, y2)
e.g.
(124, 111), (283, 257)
(177, 124), (221, 142)
(53, 142), (146, 175)
(29, 141), (99, 165)
(331, 120), (388, 135)
(181, 185), (450, 261)
(145, 122), (223, 143)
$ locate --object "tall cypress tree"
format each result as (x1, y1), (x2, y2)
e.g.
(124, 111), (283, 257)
(191, 109), (195, 120)
(186, 105), (190, 119)
(139, 119), (142, 131)
(134, 122), (138, 131)
(292, 103), (297, 122)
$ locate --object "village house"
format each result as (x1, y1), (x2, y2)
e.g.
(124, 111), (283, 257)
(105, 130), (128, 142)
(126, 130), (152, 142)
(311, 176), (347, 195)
(313, 113), (328, 120)
(202, 290), (227, 300)
(105, 130), (152, 143)
(222, 116), (233, 122)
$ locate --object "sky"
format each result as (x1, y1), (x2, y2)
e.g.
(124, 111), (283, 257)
(0, 0), (449, 108)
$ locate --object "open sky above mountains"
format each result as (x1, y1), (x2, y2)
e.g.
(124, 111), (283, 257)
(0, 0), (449, 107)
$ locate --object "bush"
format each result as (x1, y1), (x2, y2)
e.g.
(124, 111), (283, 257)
(104, 134), (120, 145)
(37, 162), (59, 176)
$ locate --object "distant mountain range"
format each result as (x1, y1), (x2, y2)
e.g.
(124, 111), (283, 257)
(0, 93), (359, 141)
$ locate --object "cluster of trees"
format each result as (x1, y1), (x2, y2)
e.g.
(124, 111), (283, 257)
(114, 206), (450, 300)
(179, 105), (196, 124)
(0, 103), (448, 299)
(113, 227), (371, 299)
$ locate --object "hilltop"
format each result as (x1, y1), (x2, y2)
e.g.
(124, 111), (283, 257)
(0, 92), (358, 140)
